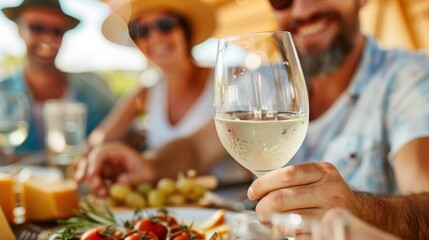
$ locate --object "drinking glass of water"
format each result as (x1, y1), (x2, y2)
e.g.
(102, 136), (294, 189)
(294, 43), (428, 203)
(43, 100), (87, 178)
(0, 91), (29, 164)
(214, 31), (309, 177)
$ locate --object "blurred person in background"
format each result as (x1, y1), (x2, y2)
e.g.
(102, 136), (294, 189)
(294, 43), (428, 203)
(84, 0), (251, 183)
(0, 0), (115, 159)
(76, 0), (429, 238)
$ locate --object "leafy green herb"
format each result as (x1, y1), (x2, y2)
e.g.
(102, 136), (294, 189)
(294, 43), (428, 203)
(53, 198), (120, 239)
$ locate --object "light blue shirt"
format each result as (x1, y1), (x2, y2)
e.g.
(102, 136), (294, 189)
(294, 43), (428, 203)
(0, 71), (115, 154)
(290, 37), (429, 194)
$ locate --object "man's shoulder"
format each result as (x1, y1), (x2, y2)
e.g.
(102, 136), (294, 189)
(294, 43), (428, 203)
(385, 48), (429, 63)
(66, 72), (111, 89)
(0, 71), (20, 81)
(66, 72), (115, 102)
(67, 72), (104, 83)
(0, 75), (12, 85)
(364, 40), (429, 80)
(370, 38), (429, 69)
(383, 49), (429, 80)
(0, 71), (24, 89)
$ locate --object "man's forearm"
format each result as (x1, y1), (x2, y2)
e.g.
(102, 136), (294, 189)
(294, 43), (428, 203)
(356, 192), (429, 239)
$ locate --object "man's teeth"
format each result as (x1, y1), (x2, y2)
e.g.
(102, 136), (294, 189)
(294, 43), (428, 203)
(297, 21), (326, 36)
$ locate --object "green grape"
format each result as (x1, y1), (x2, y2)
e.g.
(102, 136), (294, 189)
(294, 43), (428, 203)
(125, 191), (146, 209)
(110, 183), (131, 201)
(147, 189), (166, 207)
(105, 196), (119, 207)
(186, 169), (197, 178)
(157, 178), (176, 195)
(176, 177), (196, 194)
(167, 194), (186, 206)
(188, 184), (207, 202)
(136, 182), (153, 196)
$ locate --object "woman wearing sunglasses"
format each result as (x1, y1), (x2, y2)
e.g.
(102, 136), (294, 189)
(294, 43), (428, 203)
(88, 0), (216, 148)
(82, 0), (251, 187)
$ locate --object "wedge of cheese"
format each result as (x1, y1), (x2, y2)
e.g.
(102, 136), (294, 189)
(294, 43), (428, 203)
(23, 177), (79, 221)
(0, 203), (16, 240)
(0, 173), (16, 223)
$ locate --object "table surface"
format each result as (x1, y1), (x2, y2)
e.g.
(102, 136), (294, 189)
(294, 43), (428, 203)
(10, 180), (255, 239)
(4, 152), (256, 239)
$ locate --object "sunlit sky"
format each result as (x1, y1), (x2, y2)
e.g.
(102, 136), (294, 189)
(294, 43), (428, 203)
(0, 0), (217, 72)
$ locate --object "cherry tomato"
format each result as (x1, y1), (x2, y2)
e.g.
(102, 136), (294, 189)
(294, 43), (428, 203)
(81, 227), (119, 240)
(134, 218), (168, 240)
(114, 231), (123, 238)
(170, 230), (204, 240)
(124, 232), (159, 240)
(156, 213), (181, 234)
(168, 225), (182, 235)
(188, 230), (205, 240)
(170, 233), (189, 240)
(155, 214), (178, 227)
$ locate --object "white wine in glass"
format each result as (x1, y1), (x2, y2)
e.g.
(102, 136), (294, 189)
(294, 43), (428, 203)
(214, 31), (309, 177)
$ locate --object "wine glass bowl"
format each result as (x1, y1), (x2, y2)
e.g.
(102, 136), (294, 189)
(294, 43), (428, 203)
(213, 31), (309, 177)
(0, 91), (29, 159)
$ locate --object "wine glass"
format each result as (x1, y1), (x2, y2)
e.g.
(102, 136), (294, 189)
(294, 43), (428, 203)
(0, 91), (29, 164)
(213, 31), (309, 177)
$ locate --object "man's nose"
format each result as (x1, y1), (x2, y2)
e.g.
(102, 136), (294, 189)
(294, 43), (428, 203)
(290, 0), (321, 22)
(39, 33), (63, 45)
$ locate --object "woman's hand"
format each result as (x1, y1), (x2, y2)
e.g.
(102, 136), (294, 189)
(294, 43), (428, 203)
(74, 142), (156, 197)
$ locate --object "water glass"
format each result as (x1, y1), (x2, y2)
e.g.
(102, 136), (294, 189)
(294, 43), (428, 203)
(228, 212), (349, 240)
(229, 212), (277, 240)
(270, 213), (317, 239)
(42, 100), (87, 177)
(0, 91), (29, 163)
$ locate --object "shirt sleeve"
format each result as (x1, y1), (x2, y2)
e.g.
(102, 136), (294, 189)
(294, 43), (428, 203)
(386, 53), (429, 160)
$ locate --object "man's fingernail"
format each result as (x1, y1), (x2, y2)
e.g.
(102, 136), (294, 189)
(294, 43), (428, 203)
(247, 187), (255, 200)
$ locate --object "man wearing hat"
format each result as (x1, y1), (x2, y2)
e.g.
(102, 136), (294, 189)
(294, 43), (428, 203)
(0, 0), (115, 157)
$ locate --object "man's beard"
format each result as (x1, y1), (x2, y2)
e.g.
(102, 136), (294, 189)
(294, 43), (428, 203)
(300, 32), (353, 81)
(295, 6), (361, 83)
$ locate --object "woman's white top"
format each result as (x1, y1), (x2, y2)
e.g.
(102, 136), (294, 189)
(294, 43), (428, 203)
(146, 73), (214, 149)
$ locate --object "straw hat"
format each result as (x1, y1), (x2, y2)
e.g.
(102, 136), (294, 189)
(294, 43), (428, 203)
(102, 0), (216, 48)
(1, 0), (80, 30)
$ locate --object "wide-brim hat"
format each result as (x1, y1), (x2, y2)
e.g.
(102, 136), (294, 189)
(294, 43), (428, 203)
(1, 0), (80, 30)
(102, 0), (216, 48)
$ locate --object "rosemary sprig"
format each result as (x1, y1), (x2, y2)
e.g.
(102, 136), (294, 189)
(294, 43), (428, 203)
(53, 198), (121, 239)
(50, 228), (79, 240)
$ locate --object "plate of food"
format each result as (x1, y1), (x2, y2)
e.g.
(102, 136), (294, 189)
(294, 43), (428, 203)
(50, 199), (234, 240)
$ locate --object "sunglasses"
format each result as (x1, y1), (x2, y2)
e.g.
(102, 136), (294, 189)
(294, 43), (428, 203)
(26, 23), (66, 37)
(269, 0), (293, 10)
(129, 18), (179, 39)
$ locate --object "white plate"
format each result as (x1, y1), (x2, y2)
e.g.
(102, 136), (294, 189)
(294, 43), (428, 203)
(115, 207), (237, 224)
